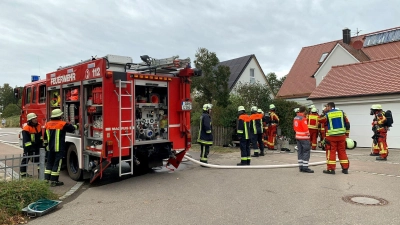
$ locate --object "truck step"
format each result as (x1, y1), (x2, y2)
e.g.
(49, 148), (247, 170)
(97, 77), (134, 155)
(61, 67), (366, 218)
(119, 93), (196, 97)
(121, 133), (132, 136)
(120, 172), (133, 176)
(122, 159), (132, 163)
(120, 146), (131, 149)
(120, 120), (132, 123)
(120, 94), (132, 97)
(120, 108), (132, 110)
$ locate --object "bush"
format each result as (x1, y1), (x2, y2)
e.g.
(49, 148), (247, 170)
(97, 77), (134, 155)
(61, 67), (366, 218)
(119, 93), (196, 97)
(4, 115), (20, 128)
(2, 104), (20, 118)
(0, 179), (58, 224)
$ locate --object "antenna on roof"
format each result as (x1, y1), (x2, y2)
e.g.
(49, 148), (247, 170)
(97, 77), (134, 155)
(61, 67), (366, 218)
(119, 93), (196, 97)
(353, 28), (362, 36)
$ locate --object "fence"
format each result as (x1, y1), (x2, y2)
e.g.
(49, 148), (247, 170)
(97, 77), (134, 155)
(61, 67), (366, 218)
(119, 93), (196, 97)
(191, 126), (234, 146)
(0, 148), (46, 182)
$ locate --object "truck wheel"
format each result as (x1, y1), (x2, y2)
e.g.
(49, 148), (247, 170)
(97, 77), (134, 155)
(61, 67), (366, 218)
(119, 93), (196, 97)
(67, 144), (83, 181)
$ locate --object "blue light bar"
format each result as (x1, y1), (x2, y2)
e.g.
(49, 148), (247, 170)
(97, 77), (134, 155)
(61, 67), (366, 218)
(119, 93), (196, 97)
(31, 75), (40, 82)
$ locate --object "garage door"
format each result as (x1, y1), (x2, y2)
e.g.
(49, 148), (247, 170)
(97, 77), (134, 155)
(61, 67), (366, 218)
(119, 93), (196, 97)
(335, 102), (399, 149)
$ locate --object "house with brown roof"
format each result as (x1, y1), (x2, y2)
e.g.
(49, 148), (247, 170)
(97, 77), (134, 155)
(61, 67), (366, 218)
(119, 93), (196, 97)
(219, 54), (275, 99)
(278, 27), (400, 148)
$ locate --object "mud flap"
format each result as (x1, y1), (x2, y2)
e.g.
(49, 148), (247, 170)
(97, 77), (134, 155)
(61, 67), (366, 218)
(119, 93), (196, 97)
(90, 160), (111, 184)
(166, 150), (187, 169)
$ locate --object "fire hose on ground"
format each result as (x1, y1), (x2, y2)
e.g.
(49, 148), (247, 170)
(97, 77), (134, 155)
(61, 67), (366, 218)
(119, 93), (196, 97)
(166, 150), (339, 169)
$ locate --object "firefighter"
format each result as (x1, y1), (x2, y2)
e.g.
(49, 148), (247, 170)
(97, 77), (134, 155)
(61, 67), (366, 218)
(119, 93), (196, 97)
(267, 104), (279, 150)
(44, 109), (78, 186)
(250, 106), (264, 157)
(197, 104), (213, 165)
(307, 107), (319, 150)
(293, 106), (314, 173)
(371, 104), (388, 161)
(322, 102), (350, 174)
(257, 108), (266, 156)
(369, 105), (380, 156)
(20, 113), (43, 178)
(237, 106), (250, 166)
(308, 105), (315, 112)
(318, 107), (327, 149)
(50, 91), (60, 107)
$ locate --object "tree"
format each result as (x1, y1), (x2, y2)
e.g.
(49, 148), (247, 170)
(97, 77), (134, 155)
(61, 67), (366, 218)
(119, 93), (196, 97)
(265, 73), (286, 96)
(2, 104), (20, 117)
(0, 83), (16, 112)
(192, 48), (231, 108)
(232, 82), (272, 112)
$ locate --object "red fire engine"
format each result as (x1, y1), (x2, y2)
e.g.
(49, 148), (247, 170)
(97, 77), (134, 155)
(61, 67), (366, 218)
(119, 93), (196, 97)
(16, 54), (200, 183)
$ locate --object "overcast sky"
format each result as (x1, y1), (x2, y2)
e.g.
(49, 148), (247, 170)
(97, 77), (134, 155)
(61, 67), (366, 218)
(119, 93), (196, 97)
(0, 0), (399, 87)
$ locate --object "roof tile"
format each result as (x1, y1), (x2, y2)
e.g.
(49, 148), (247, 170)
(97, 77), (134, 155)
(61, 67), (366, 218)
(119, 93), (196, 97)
(308, 56), (400, 99)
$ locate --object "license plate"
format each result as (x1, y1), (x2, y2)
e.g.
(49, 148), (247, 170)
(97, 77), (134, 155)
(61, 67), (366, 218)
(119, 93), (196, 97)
(182, 101), (192, 110)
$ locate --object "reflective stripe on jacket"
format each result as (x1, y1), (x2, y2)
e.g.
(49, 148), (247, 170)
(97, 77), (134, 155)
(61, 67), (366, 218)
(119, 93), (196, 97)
(22, 123), (43, 151)
(249, 113), (263, 134)
(197, 112), (213, 145)
(237, 114), (250, 140)
(325, 109), (347, 136)
(293, 113), (310, 140)
(44, 120), (76, 152)
(307, 113), (319, 129)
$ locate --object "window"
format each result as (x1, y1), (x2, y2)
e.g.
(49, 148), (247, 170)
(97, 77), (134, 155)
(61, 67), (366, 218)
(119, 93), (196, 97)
(39, 85), (46, 103)
(25, 87), (32, 105)
(319, 53), (328, 63)
(250, 68), (255, 84)
(32, 86), (37, 103)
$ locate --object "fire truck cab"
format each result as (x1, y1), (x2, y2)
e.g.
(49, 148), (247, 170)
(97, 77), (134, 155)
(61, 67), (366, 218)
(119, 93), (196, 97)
(16, 54), (199, 183)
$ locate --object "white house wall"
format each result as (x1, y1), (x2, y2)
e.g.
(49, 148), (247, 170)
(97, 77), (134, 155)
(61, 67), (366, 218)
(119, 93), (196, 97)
(231, 58), (274, 99)
(314, 44), (359, 87)
(312, 95), (400, 149)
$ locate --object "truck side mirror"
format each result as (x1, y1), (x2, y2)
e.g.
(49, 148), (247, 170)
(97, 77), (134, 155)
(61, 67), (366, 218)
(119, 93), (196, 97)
(193, 68), (202, 77)
(13, 88), (21, 99)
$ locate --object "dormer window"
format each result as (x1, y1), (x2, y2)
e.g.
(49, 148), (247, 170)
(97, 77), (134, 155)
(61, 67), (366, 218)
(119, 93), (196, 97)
(319, 52), (329, 63)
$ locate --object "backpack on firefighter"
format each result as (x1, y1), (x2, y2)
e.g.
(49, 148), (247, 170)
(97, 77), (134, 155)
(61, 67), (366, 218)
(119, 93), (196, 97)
(383, 110), (394, 127)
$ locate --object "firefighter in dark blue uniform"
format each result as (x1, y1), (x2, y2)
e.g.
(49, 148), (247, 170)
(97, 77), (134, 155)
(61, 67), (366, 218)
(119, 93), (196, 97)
(237, 106), (251, 166)
(197, 104), (213, 165)
(44, 109), (78, 186)
(20, 113), (43, 177)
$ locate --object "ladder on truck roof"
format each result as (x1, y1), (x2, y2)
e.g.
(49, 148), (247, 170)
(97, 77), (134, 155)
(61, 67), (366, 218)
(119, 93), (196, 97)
(114, 79), (135, 177)
(125, 55), (191, 74)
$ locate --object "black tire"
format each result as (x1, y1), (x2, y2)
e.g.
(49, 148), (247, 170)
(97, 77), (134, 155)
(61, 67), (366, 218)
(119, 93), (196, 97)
(67, 144), (83, 181)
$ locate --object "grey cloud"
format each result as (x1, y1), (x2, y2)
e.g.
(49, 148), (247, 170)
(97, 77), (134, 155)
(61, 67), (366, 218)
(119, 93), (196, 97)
(0, 0), (399, 87)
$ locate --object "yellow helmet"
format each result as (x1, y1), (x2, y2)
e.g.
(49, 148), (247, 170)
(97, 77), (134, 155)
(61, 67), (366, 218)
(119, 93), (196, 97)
(269, 104), (276, 110)
(27, 113), (37, 121)
(51, 109), (64, 118)
(238, 106), (245, 112)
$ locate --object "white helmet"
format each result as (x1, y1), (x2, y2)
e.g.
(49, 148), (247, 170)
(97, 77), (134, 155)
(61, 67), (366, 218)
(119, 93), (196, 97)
(27, 113), (37, 121)
(294, 108), (299, 113)
(51, 109), (64, 118)
(238, 106), (245, 112)
(269, 104), (276, 110)
(251, 106), (258, 113)
(308, 104), (315, 109)
(311, 108), (317, 113)
(203, 104), (212, 111)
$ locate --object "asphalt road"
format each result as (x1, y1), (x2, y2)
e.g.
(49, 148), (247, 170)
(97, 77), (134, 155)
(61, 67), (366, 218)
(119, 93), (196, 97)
(25, 146), (400, 225)
(2, 128), (400, 224)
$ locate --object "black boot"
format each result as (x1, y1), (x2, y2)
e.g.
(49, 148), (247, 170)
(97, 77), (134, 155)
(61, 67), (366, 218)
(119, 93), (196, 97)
(342, 169), (349, 174)
(370, 153), (379, 156)
(376, 157), (387, 161)
(323, 170), (335, 174)
(237, 160), (246, 166)
(259, 151), (265, 156)
(251, 152), (259, 157)
(301, 167), (314, 173)
(247, 159), (251, 165)
(200, 160), (208, 168)
(50, 181), (64, 187)
(299, 166), (303, 172)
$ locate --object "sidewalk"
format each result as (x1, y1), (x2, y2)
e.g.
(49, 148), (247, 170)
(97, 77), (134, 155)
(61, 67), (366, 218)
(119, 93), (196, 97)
(0, 142), (79, 198)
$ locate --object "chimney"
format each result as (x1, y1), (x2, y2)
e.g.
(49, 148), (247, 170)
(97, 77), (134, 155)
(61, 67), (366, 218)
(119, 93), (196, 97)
(342, 28), (351, 45)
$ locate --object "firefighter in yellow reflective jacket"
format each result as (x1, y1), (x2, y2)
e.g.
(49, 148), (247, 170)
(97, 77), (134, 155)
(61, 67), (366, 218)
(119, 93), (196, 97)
(237, 106), (251, 166)
(44, 109), (78, 186)
(20, 113), (43, 177)
(197, 104), (213, 165)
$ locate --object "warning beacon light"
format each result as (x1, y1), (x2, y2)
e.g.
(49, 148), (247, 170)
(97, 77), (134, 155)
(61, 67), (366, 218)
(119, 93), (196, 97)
(31, 75), (40, 82)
